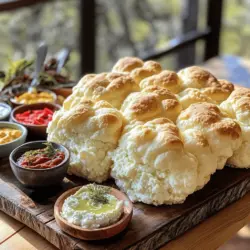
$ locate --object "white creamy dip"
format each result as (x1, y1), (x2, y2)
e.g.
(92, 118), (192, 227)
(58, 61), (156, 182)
(61, 184), (123, 229)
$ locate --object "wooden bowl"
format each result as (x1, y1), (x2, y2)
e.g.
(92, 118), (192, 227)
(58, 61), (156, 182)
(54, 186), (133, 240)
(10, 102), (61, 139)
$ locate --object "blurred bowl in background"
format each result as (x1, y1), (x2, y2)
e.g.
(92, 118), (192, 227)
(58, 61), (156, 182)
(10, 88), (57, 107)
(0, 102), (12, 121)
(0, 122), (27, 158)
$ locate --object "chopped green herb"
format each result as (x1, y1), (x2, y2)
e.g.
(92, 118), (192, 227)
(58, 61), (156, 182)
(86, 184), (111, 205)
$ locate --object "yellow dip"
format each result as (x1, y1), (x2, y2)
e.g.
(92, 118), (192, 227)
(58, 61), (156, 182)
(0, 128), (22, 145)
(15, 91), (54, 104)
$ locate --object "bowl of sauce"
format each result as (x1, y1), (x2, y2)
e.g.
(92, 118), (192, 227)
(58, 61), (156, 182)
(11, 88), (57, 106)
(0, 122), (27, 158)
(0, 103), (12, 121)
(11, 102), (60, 139)
(9, 141), (70, 188)
(54, 185), (133, 240)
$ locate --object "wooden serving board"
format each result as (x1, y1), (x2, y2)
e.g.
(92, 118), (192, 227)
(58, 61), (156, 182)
(0, 157), (249, 250)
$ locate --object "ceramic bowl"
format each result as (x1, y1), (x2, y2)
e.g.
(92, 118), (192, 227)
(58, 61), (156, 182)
(0, 122), (27, 158)
(10, 102), (60, 139)
(54, 186), (133, 240)
(9, 141), (70, 188)
(0, 102), (12, 121)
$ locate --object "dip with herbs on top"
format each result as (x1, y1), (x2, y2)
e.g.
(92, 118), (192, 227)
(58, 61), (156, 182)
(17, 142), (65, 169)
(61, 184), (123, 229)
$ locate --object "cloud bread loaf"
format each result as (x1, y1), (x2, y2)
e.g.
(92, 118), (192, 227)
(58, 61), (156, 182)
(63, 72), (139, 110)
(111, 118), (198, 205)
(121, 86), (182, 123)
(177, 103), (242, 180)
(139, 70), (183, 94)
(112, 57), (162, 84)
(220, 87), (250, 168)
(47, 100), (124, 183)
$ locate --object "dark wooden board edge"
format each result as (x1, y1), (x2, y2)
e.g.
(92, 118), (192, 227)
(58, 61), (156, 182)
(127, 178), (250, 250)
(0, 176), (249, 250)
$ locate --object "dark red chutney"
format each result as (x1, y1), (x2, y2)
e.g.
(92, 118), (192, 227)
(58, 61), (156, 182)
(18, 142), (65, 169)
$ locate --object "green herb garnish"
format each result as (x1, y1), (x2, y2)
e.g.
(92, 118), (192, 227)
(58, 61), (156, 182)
(23, 142), (56, 160)
(86, 184), (111, 205)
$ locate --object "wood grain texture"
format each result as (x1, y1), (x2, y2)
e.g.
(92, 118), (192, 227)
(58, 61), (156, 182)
(161, 192), (250, 250)
(0, 226), (57, 250)
(0, 155), (250, 250)
(0, 211), (24, 244)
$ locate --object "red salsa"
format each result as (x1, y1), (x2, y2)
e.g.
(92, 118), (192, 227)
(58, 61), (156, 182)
(15, 108), (54, 126)
(18, 142), (65, 169)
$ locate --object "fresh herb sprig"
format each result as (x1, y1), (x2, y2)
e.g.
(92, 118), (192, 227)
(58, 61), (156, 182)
(24, 142), (56, 160)
(87, 184), (111, 205)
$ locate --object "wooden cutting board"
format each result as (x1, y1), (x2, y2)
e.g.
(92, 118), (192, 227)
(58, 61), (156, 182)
(0, 157), (249, 250)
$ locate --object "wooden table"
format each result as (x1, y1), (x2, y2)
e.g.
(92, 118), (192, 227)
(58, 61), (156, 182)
(1, 56), (250, 250)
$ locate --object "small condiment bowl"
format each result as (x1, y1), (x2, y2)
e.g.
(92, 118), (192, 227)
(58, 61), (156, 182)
(0, 122), (27, 158)
(10, 88), (57, 107)
(10, 102), (61, 139)
(9, 141), (70, 188)
(0, 102), (12, 121)
(54, 186), (133, 240)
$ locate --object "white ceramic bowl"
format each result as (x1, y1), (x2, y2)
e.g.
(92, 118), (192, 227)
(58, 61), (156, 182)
(0, 102), (12, 121)
(0, 122), (27, 158)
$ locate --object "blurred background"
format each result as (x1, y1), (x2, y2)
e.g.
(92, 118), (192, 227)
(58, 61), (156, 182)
(0, 0), (250, 249)
(0, 0), (249, 80)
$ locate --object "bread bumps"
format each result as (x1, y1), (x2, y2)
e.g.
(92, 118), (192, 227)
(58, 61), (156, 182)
(47, 56), (249, 205)
(177, 102), (242, 188)
(47, 100), (124, 183)
(111, 118), (198, 205)
(220, 87), (250, 167)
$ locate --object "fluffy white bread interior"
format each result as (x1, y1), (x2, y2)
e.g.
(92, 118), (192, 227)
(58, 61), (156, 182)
(177, 103), (242, 178)
(121, 86), (182, 123)
(111, 118), (198, 205)
(47, 100), (124, 183)
(220, 87), (250, 168)
(112, 57), (162, 84)
(177, 88), (215, 110)
(63, 72), (139, 110)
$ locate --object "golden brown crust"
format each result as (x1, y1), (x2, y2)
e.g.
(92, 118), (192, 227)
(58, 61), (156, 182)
(178, 66), (220, 89)
(201, 79), (234, 103)
(179, 102), (221, 126)
(72, 72), (140, 109)
(130, 61), (162, 84)
(229, 87), (250, 100)
(112, 57), (144, 72)
(178, 102), (241, 139)
(143, 118), (184, 149)
(121, 87), (182, 122)
(140, 70), (183, 93)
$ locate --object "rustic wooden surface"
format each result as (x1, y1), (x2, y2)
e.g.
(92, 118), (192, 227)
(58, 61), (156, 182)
(0, 155), (249, 250)
(0, 56), (250, 250)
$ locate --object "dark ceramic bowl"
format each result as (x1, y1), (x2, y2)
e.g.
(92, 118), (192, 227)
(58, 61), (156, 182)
(9, 141), (70, 188)
(0, 102), (12, 121)
(10, 102), (61, 139)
